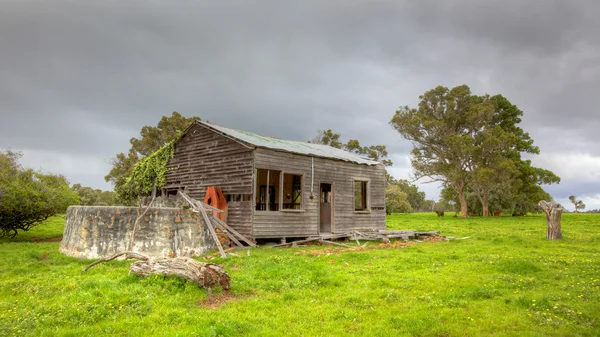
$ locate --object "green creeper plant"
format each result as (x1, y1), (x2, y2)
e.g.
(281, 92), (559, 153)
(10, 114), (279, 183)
(114, 140), (176, 203)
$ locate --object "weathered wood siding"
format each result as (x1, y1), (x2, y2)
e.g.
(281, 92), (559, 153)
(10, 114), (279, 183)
(166, 123), (255, 237)
(253, 148), (386, 238)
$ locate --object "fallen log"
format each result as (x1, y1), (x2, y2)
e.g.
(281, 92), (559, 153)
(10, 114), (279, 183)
(84, 251), (230, 290)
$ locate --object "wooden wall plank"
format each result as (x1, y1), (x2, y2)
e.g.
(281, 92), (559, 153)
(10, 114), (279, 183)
(253, 148), (386, 238)
(166, 123), (254, 238)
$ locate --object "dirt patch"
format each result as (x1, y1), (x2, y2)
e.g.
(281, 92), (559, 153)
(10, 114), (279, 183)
(377, 241), (418, 249)
(197, 292), (249, 309)
(31, 236), (62, 243)
(38, 252), (49, 261)
(423, 236), (447, 243)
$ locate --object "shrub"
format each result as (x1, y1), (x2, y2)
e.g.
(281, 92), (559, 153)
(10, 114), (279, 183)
(385, 185), (413, 214)
(0, 150), (78, 237)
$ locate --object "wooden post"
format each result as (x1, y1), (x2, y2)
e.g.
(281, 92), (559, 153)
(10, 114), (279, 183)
(178, 191), (226, 258)
(538, 200), (564, 240)
(196, 201), (227, 258)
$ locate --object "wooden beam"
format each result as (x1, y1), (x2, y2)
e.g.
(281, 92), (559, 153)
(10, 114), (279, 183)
(177, 190), (223, 213)
(178, 191), (226, 258)
(271, 236), (323, 248)
(321, 240), (352, 248)
(196, 201), (227, 258)
(209, 216), (247, 248)
(223, 228), (244, 248)
(210, 215), (257, 248)
(201, 202), (223, 214)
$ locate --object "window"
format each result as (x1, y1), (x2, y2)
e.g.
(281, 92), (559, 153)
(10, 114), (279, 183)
(354, 181), (368, 211)
(255, 169), (303, 211)
(282, 173), (303, 209)
(255, 169), (281, 211)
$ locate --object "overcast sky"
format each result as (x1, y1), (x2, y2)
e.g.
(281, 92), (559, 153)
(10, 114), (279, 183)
(1, 0), (599, 211)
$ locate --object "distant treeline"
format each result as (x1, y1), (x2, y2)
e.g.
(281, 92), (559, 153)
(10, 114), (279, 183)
(71, 184), (118, 206)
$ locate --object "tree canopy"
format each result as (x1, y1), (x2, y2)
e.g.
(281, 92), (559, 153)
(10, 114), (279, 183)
(310, 129), (392, 166)
(311, 129), (343, 149)
(391, 85), (559, 216)
(386, 178), (426, 212)
(105, 112), (199, 203)
(385, 185), (412, 214)
(569, 195), (585, 213)
(0, 150), (78, 237)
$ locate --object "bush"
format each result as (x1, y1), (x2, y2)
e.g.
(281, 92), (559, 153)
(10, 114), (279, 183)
(0, 150), (78, 237)
(385, 185), (413, 214)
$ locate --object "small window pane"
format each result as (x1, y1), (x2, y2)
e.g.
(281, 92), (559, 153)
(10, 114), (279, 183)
(283, 173), (303, 209)
(256, 169), (267, 210)
(255, 169), (280, 211)
(354, 181), (368, 211)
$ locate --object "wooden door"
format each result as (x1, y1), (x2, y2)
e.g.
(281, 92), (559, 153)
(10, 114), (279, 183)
(320, 183), (332, 233)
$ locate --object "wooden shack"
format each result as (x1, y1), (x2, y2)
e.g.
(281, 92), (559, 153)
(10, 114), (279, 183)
(164, 121), (386, 240)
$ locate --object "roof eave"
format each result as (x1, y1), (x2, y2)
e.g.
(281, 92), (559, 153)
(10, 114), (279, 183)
(192, 121), (380, 166)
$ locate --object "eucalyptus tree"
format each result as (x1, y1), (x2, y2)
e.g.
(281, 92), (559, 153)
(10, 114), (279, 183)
(469, 95), (537, 216)
(390, 85), (491, 217)
(310, 130), (393, 166)
(391, 85), (560, 217)
(311, 129), (343, 149)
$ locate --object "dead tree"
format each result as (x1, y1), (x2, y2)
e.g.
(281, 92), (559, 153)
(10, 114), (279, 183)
(538, 201), (564, 240)
(84, 251), (230, 290)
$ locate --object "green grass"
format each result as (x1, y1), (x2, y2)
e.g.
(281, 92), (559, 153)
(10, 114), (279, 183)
(1, 214), (599, 336)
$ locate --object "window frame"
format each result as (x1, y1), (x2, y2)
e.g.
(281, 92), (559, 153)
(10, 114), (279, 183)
(254, 168), (305, 212)
(353, 179), (370, 213)
(280, 172), (305, 212)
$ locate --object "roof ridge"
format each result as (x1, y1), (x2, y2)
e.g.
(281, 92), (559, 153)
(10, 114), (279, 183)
(197, 120), (379, 165)
(201, 120), (334, 147)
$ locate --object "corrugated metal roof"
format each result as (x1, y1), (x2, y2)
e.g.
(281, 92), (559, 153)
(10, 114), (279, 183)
(199, 121), (379, 166)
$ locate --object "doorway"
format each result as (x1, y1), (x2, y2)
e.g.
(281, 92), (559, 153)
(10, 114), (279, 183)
(320, 183), (333, 233)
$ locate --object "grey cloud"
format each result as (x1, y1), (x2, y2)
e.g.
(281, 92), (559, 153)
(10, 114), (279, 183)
(1, 0), (599, 208)
(402, 0), (597, 56)
(546, 182), (600, 202)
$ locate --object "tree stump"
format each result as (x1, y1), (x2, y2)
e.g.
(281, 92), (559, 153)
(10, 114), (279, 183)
(84, 251), (230, 290)
(538, 201), (564, 240)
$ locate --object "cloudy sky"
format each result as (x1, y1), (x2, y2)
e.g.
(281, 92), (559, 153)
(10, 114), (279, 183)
(1, 0), (599, 211)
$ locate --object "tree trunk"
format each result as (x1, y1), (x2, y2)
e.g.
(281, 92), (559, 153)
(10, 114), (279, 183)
(85, 251), (230, 290)
(457, 185), (468, 217)
(482, 189), (490, 217)
(538, 201), (564, 240)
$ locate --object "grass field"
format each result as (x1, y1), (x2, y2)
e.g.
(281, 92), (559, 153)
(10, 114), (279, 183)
(1, 213), (599, 336)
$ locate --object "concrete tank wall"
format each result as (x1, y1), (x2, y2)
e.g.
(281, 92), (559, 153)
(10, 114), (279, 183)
(60, 206), (215, 259)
